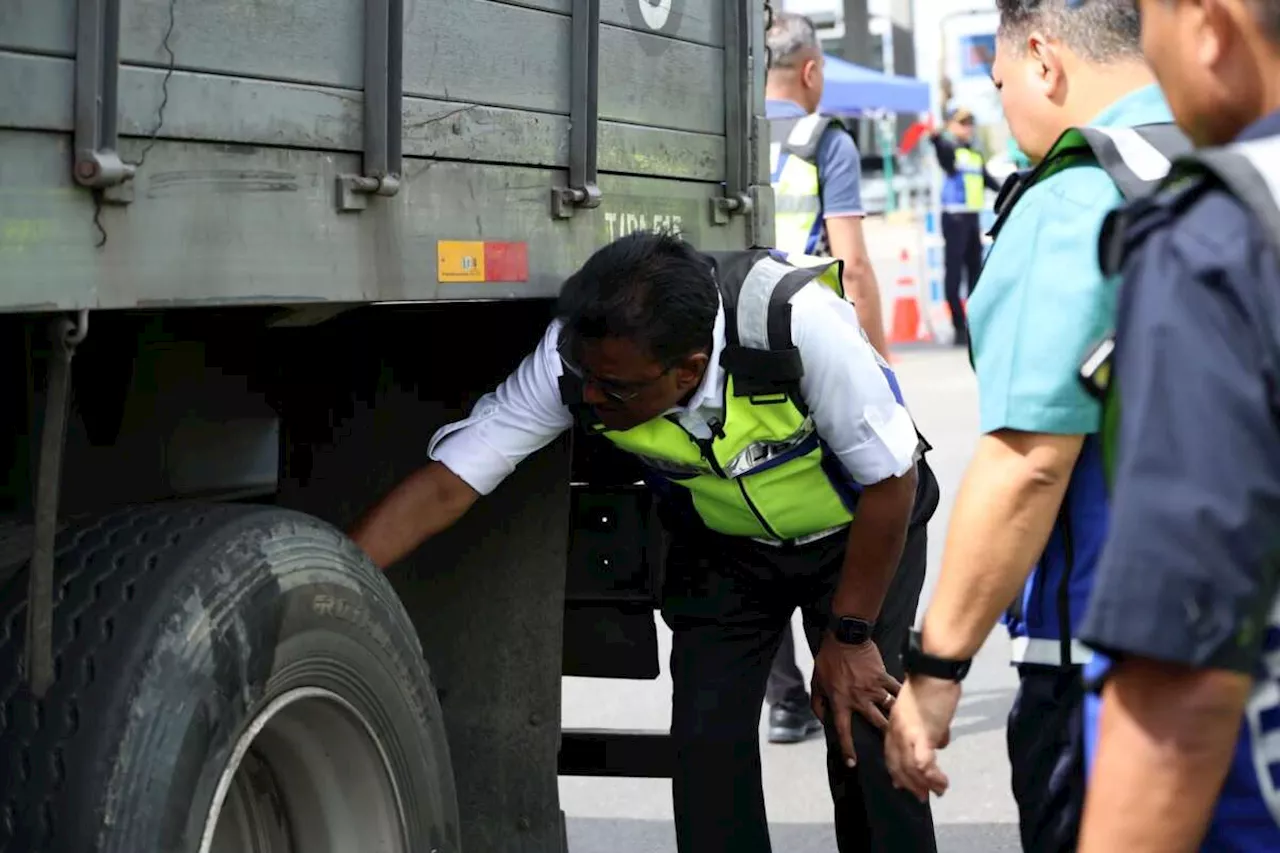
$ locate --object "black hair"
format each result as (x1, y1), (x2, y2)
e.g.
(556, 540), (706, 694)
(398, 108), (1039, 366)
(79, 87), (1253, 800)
(556, 230), (718, 366)
(996, 0), (1142, 62)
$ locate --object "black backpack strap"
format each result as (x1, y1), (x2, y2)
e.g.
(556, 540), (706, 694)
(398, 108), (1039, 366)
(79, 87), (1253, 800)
(1074, 123), (1193, 200)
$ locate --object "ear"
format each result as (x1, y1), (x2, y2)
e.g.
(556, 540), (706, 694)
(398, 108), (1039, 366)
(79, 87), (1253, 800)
(673, 351), (709, 390)
(1198, 0), (1232, 67)
(802, 57), (821, 89)
(1027, 32), (1067, 100)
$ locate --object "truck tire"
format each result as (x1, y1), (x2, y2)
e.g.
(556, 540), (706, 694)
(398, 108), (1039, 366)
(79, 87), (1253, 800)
(0, 503), (460, 853)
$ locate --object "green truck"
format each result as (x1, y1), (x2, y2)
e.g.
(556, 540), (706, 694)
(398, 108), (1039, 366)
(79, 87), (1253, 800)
(0, 0), (771, 849)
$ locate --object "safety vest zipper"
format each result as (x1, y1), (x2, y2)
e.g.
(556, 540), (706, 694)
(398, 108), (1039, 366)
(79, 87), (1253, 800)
(675, 417), (786, 542)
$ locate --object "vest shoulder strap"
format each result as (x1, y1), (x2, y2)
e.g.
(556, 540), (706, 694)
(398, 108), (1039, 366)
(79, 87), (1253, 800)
(1074, 123), (1193, 200)
(1181, 137), (1280, 259)
(770, 113), (843, 164)
(710, 250), (840, 402)
(989, 122), (1192, 241)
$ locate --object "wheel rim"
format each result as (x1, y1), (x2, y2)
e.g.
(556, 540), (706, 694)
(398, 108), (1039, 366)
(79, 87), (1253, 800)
(198, 687), (409, 853)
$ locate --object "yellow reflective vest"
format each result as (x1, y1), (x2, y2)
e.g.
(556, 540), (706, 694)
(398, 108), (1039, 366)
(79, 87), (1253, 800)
(560, 250), (899, 543)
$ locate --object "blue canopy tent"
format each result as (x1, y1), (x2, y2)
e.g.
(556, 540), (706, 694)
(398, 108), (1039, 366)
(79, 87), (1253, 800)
(818, 54), (931, 116)
(816, 54), (931, 212)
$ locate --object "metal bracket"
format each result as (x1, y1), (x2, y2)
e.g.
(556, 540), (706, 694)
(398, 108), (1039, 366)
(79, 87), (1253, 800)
(27, 310), (89, 698)
(710, 194), (753, 225)
(551, 0), (602, 219)
(73, 0), (136, 204)
(337, 0), (405, 212)
(711, 0), (771, 230)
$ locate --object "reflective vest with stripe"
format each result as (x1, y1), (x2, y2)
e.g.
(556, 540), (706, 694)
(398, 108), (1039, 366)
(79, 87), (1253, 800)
(940, 135), (987, 213)
(770, 114), (842, 256)
(1084, 135), (1280, 851)
(989, 122), (1191, 668)
(560, 250), (910, 543)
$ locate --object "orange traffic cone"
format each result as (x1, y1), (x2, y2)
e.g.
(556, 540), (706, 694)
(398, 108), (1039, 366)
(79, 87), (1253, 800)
(889, 248), (930, 346)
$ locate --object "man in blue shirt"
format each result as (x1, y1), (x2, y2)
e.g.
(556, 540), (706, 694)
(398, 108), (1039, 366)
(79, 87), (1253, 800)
(763, 11), (901, 746)
(1076, 1), (1280, 850)
(885, 1), (1180, 850)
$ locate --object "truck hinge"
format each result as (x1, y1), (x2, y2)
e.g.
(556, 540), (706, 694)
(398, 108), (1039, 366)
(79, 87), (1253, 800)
(27, 310), (89, 698)
(551, 0), (602, 219)
(73, 0), (137, 204)
(712, 0), (762, 230)
(337, 0), (405, 212)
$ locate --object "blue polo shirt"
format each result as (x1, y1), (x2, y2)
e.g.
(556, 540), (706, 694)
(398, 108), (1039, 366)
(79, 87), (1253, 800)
(1080, 109), (1280, 851)
(967, 84), (1173, 436)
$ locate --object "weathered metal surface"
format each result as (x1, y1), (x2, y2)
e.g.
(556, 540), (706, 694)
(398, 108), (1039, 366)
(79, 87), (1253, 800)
(1, 0), (724, 133)
(0, 132), (743, 311)
(0, 0), (725, 54)
(0, 52), (725, 181)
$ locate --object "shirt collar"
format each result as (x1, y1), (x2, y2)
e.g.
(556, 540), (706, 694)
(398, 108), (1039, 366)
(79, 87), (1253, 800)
(766, 98), (809, 120)
(1087, 83), (1172, 129)
(1235, 108), (1280, 142)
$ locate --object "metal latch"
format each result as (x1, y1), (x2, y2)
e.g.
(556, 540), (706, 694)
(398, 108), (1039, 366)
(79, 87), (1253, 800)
(337, 0), (405, 212)
(711, 0), (760, 228)
(551, 0), (602, 219)
(73, 0), (136, 203)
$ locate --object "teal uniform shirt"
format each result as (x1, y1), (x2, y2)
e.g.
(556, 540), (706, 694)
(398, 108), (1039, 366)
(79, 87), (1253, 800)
(967, 84), (1173, 435)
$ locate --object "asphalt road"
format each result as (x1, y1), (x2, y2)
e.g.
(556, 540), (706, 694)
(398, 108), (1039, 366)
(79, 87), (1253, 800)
(559, 347), (1022, 852)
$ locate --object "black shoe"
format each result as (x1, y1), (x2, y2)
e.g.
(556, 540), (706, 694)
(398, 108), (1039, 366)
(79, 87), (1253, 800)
(767, 703), (823, 744)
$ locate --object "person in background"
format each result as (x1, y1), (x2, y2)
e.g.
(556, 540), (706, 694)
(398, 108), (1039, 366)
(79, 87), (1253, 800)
(763, 10), (892, 745)
(885, 1), (1177, 851)
(930, 107), (1002, 346)
(1076, 0), (1280, 850)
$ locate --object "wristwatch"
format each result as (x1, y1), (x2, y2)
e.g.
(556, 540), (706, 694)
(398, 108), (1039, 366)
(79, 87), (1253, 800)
(828, 615), (875, 646)
(903, 629), (972, 682)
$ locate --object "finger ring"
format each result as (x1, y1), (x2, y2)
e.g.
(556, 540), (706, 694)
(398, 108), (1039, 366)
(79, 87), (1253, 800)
(884, 692), (895, 705)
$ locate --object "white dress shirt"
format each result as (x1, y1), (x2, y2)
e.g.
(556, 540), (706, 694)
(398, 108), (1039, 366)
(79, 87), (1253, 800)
(428, 283), (919, 496)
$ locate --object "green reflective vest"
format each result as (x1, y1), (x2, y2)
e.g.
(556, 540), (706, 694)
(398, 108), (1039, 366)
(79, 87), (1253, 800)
(940, 137), (988, 213)
(770, 115), (842, 256)
(562, 250), (879, 543)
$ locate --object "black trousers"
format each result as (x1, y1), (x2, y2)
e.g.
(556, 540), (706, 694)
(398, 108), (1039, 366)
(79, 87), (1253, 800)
(765, 620), (809, 709)
(661, 515), (936, 852)
(941, 212), (984, 344)
(1007, 666), (1087, 853)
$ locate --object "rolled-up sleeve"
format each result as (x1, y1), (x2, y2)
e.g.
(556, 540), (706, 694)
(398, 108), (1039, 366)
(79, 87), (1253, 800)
(790, 284), (918, 484)
(427, 321), (574, 495)
(1080, 207), (1280, 674)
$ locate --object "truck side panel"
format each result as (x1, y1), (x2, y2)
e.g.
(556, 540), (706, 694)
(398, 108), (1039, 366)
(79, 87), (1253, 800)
(0, 52), (726, 181)
(0, 132), (743, 310)
(0, 0), (766, 311)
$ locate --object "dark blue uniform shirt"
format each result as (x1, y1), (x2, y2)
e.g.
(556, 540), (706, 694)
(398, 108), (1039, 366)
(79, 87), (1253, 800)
(1080, 109), (1280, 850)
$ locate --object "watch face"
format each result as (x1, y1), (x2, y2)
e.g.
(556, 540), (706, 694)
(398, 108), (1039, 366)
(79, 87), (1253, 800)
(834, 616), (873, 645)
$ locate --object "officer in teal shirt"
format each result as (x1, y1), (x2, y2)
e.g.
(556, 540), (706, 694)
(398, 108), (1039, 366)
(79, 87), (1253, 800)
(885, 2), (1186, 851)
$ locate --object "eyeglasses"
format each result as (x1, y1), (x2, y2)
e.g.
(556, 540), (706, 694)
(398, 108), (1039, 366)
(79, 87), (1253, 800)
(558, 337), (670, 405)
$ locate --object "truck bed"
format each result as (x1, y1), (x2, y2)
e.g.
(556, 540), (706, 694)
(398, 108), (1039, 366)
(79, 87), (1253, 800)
(0, 0), (768, 311)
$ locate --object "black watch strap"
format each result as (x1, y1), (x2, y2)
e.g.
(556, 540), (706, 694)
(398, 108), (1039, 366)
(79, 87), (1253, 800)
(828, 615), (875, 645)
(903, 629), (972, 682)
